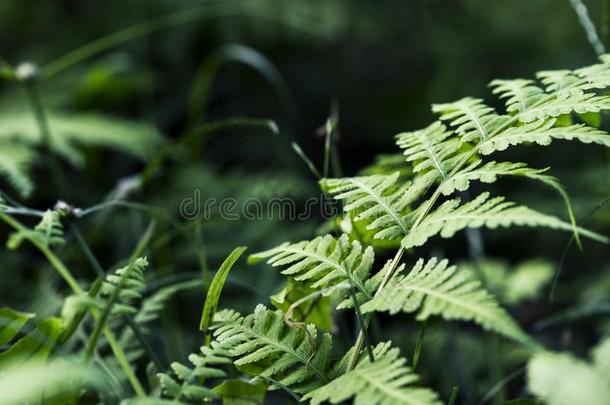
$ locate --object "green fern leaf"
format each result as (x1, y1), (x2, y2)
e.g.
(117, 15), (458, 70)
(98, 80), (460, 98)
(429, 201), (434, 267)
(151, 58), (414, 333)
(395, 121), (461, 180)
(361, 258), (538, 348)
(477, 119), (610, 155)
(101, 257), (148, 317)
(575, 55), (610, 89)
(304, 341), (442, 405)
(402, 192), (606, 248)
(7, 209), (65, 250)
(432, 97), (507, 142)
(517, 92), (610, 123)
(212, 305), (332, 393)
(249, 234), (374, 302)
(158, 338), (238, 402)
(537, 56), (610, 94)
(65, 258), (150, 323)
(536, 69), (584, 95)
(116, 280), (201, 364)
(489, 79), (545, 113)
(438, 160), (549, 195)
(321, 173), (422, 241)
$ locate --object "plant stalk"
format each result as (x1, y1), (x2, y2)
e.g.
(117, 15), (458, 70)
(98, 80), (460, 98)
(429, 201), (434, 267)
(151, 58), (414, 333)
(0, 211), (146, 397)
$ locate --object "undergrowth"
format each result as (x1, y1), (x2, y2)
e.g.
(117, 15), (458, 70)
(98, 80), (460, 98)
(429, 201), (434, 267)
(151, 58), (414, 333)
(1, 4), (610, 405)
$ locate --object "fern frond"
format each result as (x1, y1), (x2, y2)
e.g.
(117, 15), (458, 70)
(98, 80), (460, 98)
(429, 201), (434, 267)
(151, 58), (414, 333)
(395, 121), (461, 180)
(536, 70), (584, 95)
(212, 305), (332, 393)
(528, 350), (610, 405)
(116, 281), (202, 364)
(477, 119), (610, 155)
(7, 209), (65, 249)
(249, 234), (374, 301)
(321, 173), (422, 241)
(157, 337), (238, 402)
(402, 192), (606, 248)
(575, 55), (610, 89)
(432, 97), (507, 142)
(361, 258), (538, 347)
(438, 160), (549, 195)
(101, 257), (149, 317)
(537, 56), (610, 95)
(489, 79), (545, 113)
(304, 341), (442, 405)
(517, 92), (610, 122)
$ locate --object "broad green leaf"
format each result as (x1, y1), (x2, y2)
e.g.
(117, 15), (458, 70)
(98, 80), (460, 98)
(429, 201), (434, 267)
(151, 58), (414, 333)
(0, 307), (35, 347)
(0, 317), (63, 367)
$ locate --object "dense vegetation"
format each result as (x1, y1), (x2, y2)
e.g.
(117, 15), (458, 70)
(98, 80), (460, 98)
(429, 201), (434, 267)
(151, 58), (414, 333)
(1, 1), (610, 404)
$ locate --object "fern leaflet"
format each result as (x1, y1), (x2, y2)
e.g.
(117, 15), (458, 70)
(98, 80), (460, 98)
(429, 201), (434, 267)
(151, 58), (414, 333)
(432, 97), (507, 142)
(402, 192), (606, 248)
(489, 79), (545, 113)
(7, 209), (65, 250)
(304, 341), (442, 405)
(158, 338), (238, 402)
(321, 173), (422, 241)
(476, 119), (610, 155)
(249, 234), (374, 301)
(438, 160), (549, 195)
(212, 305), (332, 393)
(395, 121), (461, 180)
(361, 258), (538, 348)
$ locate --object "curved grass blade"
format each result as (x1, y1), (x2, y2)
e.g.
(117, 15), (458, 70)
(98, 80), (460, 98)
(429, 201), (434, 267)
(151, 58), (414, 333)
(199, 246), (247, 345)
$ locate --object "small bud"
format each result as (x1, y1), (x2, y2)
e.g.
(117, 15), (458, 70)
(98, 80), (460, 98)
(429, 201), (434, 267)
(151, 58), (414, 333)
(54, 200), (82, 219)
(15, 62), (38, 82)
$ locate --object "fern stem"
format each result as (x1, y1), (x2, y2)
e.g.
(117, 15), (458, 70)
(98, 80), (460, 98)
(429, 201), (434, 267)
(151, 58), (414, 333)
(0, 211), (82, 293)
(569, 0), (606, 55)
(70, 220), (165, 370)
(347, 247), (404, 370)
(348, 287), (375, 363)
(103, 325), (147, 397)
(70, 221), (105, 277)
(84, 220), (156, 363)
